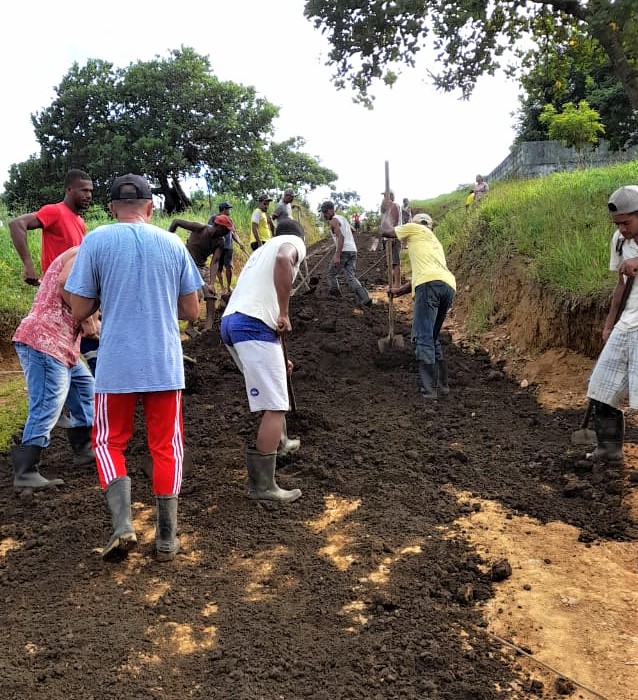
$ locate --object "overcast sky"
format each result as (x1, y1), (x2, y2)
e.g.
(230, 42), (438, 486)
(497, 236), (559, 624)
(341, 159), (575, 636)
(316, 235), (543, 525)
(1, 0), (521, 211)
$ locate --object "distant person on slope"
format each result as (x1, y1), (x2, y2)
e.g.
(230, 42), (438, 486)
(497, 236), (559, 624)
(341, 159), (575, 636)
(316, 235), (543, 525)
(320, 200), (371, 307)
(207, 202), (247, 298)
(473, 175), (489, 203)
(168, 215), (234, 334)
(585, 185), (638, 464)
(250, 193), (275, 250)
(381, 210), (456, 400)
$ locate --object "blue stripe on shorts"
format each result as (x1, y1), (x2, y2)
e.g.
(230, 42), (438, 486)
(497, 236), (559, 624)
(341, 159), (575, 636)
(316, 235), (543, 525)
(221, 312), (278, 346)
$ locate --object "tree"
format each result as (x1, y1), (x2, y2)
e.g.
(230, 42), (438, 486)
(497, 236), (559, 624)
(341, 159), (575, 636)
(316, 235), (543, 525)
(269, 138), (338, 195)
(539, 100), (605, 164)
(4, 48), (338, 212)
(515, 23), (637, 149)
(304, 1), (638, 111)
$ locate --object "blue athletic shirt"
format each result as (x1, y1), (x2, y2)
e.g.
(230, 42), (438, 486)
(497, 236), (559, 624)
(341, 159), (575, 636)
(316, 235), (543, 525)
(65, 222), (203, 393)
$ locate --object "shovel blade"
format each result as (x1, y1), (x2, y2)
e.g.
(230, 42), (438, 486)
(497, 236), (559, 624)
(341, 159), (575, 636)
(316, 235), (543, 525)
(570, 428), (596, 447)
(377, 333), (405, 353)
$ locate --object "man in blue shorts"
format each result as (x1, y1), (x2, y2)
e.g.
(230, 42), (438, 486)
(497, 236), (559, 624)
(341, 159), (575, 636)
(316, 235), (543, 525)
(221, 235), (306, 503)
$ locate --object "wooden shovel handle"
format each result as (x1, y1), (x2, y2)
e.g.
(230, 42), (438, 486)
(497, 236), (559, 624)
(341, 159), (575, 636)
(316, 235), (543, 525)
(281, 335), (297, 413)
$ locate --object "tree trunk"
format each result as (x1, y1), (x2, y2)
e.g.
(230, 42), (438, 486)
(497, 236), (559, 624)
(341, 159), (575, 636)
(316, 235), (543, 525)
(156, 174), (191, 214)
(594, 23), (638, 112)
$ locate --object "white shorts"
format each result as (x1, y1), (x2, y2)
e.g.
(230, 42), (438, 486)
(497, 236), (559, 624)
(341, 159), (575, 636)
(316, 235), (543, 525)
(225, 340), (289, 412)
(587, 326), (638, 408)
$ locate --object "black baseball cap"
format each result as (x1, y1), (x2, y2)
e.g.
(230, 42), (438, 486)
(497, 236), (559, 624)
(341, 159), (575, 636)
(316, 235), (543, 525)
(110, 174), (153, 201)
(218, 201), (232, 211)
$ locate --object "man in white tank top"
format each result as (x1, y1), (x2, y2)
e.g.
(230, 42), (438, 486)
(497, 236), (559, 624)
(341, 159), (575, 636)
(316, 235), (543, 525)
(320, 201), (371, 307)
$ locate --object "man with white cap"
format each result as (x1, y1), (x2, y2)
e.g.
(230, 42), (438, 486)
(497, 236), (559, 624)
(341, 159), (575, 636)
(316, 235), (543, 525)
(381, 210), (456, 399)
(586, 185), (638, 463)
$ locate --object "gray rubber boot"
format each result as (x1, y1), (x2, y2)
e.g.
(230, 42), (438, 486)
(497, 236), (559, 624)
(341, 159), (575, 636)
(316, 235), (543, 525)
(155, 496), (180, 562)
(436, 360), (450, 396)
(67, 426), (95, 466)
(277, 418), (301, 458)
(11, 444), (64, 492)
(589, 402), (624, 463)
(417, 362), (438, 399)
(246, 448), (302, 502)
(102, 476), (137, 562)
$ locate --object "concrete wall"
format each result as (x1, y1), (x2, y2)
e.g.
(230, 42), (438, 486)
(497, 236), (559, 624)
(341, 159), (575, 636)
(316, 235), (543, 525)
(487, 139), (638, 182)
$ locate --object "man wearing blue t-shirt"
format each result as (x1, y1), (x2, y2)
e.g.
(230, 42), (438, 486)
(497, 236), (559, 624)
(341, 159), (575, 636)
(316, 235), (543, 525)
(65, 174), (203, 564)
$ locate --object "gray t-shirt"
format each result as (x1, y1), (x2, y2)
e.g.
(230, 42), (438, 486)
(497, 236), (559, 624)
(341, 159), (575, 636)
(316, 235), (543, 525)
(272, 200), (292, 226)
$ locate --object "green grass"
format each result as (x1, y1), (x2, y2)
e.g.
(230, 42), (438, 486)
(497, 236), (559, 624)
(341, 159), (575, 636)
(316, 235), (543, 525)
(0, 376), (27, 450)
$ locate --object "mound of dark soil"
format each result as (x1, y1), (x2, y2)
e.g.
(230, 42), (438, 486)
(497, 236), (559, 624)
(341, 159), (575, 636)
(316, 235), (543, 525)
(1, 234), (635, 700)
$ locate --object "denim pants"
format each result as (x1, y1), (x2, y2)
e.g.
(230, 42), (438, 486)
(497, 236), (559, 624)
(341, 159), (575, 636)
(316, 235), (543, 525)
(412, 281), (455, 365)
(327, 251), (370, 304)
(14, 342), (95, 447)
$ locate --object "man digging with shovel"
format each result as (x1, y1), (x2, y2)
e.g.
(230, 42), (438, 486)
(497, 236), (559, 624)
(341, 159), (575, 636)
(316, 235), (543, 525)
(381, 210), (456, 399)
(220, 234), (306, 503)
(584, 185), (638, 464)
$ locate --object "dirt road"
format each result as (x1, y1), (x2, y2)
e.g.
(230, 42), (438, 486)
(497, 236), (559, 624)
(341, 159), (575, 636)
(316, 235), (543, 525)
(1, 234), (637, 699)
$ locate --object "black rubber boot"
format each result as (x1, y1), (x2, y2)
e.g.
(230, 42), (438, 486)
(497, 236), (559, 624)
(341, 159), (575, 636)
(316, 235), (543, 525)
(436, 360), (450, 396)
(155, 496), (180, 562)
(246, 448), (301, 502)
(11, 444), (64, 492)
(102, 476), (137, 562)
(589, 401), (624, 463)
(67, 426), (95, 466)
(417, 362), (438, 399)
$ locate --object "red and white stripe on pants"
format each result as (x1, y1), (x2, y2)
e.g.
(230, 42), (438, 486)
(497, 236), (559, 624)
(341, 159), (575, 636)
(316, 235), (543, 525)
(93, 390), (184, 496)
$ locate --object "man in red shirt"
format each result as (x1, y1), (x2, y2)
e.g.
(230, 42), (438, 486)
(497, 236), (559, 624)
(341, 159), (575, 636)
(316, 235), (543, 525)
(9, 169), (94, 284)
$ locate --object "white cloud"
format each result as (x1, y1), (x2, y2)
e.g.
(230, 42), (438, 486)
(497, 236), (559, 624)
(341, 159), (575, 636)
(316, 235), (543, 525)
(0, 0), (520, 211)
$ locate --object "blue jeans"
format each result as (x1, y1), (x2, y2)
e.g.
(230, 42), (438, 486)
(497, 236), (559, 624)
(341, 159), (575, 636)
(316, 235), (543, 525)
(327, 251), (370, 304)
(412, 281), (455, 364)
(14, 342), (95, 447)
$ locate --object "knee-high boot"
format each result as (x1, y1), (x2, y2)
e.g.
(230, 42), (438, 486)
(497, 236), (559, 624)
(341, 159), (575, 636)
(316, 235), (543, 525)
(246, 448), (301, 502)
(589, 401), (624, 463)
(102, 476), (137, 562)
(155, 496), (180, 562)
(11, 444), (64, 492)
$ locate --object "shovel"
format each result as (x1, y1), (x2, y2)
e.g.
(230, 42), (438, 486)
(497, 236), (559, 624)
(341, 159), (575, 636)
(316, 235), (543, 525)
(570, 400), (596, 446)
(281, 334), (297, 413)
(570, 274), (634, 445)
(378, 160), (405, 353)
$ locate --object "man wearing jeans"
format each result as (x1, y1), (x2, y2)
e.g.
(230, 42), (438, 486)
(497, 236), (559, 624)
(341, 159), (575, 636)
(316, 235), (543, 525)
(320, 200), (371, 307)
(381, 211), (456, 399)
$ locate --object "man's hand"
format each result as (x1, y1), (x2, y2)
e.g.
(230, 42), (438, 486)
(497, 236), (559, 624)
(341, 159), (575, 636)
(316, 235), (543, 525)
(333, 253), (341, 267)
(276, 315), (292, 335)
(619, 257), (638, 277)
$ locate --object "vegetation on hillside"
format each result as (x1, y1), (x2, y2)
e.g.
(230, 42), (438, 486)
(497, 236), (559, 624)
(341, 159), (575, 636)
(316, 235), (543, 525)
(2, 48), (338, 213)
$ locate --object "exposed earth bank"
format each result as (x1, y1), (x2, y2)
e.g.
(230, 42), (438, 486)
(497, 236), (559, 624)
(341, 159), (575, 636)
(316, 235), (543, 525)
(1, 233), (637, 700)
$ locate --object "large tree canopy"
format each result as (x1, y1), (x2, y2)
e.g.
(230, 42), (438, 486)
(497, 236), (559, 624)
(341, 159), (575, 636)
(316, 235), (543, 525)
(515, 23), (638, 149)
(304, 1), (638, 111)
(4, 48), (337, 212)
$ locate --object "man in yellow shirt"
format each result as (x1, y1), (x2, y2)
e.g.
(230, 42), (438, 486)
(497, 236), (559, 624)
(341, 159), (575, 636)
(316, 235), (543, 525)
(381, 211), (456, 399)
(250, 193), (274, 251)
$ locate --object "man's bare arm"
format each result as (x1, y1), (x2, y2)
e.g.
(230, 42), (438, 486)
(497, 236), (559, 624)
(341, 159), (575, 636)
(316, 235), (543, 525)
(178, 291), (200, 322)
(9, 212), (42, 283)
(69, 293), (100, 323)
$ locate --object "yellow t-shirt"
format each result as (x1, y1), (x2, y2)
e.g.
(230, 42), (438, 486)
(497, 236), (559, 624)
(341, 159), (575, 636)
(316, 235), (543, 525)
(465, 192), (475, 207)
(250, 208), (272, 245)
(395, 223), (456, 296)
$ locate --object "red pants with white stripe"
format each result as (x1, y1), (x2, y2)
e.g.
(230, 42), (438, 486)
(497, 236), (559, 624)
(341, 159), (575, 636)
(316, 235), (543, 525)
(93, 391), (184, 496)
